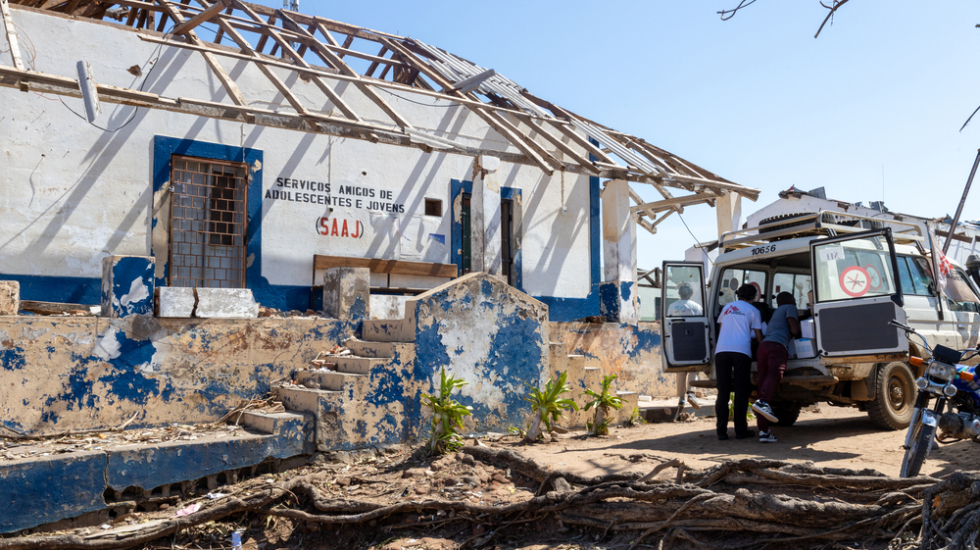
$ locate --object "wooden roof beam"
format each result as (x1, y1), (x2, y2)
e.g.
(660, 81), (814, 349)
(217, 0), (364, 123)
(630, 193), (718, 216)
(154, 0), (248, 108)
(170, 0), (224, 34)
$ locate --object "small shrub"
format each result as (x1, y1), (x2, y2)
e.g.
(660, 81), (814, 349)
(728, 392), (756, 421)
(421, 368), (473, 455)
(622, 406), (645, 427)
(583, 374), (624, 436)
(523, 371), (578, 442)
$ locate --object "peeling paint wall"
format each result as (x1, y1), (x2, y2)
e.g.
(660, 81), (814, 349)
(409, 273), (550, 432)
(0, 7), (595, 312)
(0, 316), (350, 436)
(550, 321), (672, 397)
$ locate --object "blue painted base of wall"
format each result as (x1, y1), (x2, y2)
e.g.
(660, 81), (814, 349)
(0, 414), (312, 534)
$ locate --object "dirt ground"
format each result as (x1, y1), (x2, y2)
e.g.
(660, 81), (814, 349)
(520, 405), (980, 480)
(12, 406), (974, 550)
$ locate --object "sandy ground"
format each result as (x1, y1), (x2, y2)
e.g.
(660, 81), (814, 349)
(519, 405), (980, 480)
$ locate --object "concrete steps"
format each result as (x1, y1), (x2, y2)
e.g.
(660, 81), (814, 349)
(361, 319), (415, 342)
(295, 370), (368, 394)
(335, 356), (387, 374)
(345, 338), (414, 359)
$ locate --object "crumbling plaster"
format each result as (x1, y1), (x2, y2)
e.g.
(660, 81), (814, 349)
(551, 321), (671, 398)
(0, 315), (351, 436)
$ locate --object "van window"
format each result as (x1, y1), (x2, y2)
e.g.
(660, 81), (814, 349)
(773, 272), (812, 309)
(813, 234), (896, 302)
(664, 265), (706, 317)
(945, 269), (980, 312)
(896, 255), (933, 296)
(716, 267), (767, 314)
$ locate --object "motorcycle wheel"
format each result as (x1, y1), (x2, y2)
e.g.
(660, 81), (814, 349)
(900, 421), (935, 478)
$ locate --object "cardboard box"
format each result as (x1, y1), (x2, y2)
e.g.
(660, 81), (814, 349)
(800, 319), (814, 339)
(794, 338), (816, 359)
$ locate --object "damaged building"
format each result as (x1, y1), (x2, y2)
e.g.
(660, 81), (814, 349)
(0, 0), (758, 533)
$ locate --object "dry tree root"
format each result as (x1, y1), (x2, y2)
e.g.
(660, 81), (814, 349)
(0, 445), (974, 550)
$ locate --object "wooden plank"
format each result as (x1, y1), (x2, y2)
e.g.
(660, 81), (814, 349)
(313, 255), (458, 278)
(171, 0), (223, 34)
(380, 37), (558, 175)
(216, 1), (363, 122)
(629, 193), (716, 216)
(517, 114), (599, 175)
(364, 45), (387, 77)
(254, 11), (274, 52)
(0, 0), (25, 70)
(276, 15), (413, 131)
(20, 300), (94, 315)
(153, 0), (248, 107)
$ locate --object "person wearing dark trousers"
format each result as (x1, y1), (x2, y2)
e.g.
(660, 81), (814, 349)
(714, 284), (764, 440)
(752, 292), (801, 443)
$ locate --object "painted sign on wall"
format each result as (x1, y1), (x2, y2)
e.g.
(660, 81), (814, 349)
(317, 217), (364, 239)
(268, 176), (406, 213)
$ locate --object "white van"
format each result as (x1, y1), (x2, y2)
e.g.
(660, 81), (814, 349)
(661, 211), (980, 429)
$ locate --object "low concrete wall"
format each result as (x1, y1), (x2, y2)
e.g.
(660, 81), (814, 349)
(409, 273), (551, 433)
(0, 315), (350, 436)
(550, 321), (672, 397)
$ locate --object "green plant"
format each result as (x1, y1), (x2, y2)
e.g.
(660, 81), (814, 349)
(622, 406), (646, 427)
(420, 368), (473, 455)
(523, 371), (578, 442)
(728, 392), (756, 421)
(583, 374), (625, 435)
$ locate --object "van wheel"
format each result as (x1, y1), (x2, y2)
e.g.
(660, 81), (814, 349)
(771, 403), (803, 427)
(867, 362), (915, 430)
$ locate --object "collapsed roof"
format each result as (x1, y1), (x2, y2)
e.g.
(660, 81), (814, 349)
(0, 0), (760, 233)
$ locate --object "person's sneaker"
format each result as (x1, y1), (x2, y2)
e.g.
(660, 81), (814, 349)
(735, 430), (755, 440)
(686, 392), (701, 410)
(718, 433), (729, 441)
(759, 431), (778, 443)
(752, 401), (779, 423)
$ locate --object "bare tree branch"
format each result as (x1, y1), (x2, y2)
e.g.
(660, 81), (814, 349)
(815, 0), (851, 38)
(718, 0), (760, 21)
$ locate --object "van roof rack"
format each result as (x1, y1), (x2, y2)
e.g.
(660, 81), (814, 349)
(719, 210), (925, 250)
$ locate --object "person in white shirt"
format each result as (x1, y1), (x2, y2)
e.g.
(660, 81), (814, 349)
(714, 284), (764, 440)
(667, 283), (703, 317)
(668, 283), (704, 412)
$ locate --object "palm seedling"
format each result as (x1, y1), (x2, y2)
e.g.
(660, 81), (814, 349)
(420, 368), (473, 455)
(583, 374), (624, 436)
(523, 371), (578, 443)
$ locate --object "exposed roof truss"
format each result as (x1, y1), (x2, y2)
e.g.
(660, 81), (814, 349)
(0, 0), (760, 204)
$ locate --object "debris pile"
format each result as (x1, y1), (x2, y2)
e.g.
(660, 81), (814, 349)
(1, 440), (972, 550)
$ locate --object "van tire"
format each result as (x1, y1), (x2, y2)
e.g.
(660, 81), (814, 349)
(867, 362), (915, 430)
(771, 403), (803, 427)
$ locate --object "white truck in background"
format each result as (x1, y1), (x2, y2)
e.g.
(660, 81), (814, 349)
(660, 211), (980, 429)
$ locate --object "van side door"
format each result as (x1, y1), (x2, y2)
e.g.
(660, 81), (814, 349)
(661, 262), (711, 372)
(810, 229), (909, 357)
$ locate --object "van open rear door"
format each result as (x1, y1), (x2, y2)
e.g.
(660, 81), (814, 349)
(810, 229), (909, 357)
(661, 262), (712, 372)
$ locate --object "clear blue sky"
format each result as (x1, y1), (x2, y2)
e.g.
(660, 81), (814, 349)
(258, 0), (980, 269)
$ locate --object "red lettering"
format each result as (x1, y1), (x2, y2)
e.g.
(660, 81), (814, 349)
(318, 217), (329, 236)
(341, 219), (349, 237)
(331, 218), (338, 236)
(351, 220), (359, 238)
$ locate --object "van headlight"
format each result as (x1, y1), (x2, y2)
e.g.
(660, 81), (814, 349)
(927, 361), (956, 383)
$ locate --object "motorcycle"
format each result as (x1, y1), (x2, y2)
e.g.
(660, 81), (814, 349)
(890, 320), (980, 477)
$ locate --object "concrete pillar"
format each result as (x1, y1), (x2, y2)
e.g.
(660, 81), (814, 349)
(101, 256), (155, 318)
(323, 267), (370, 321)
(0, 281), (19, 315)
(472, 155), (503, 280)
(716, 190), (742, 239)
(600, 179), (638, 324)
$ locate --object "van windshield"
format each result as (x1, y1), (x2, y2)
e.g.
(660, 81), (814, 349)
(813, 235), (896, 302)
